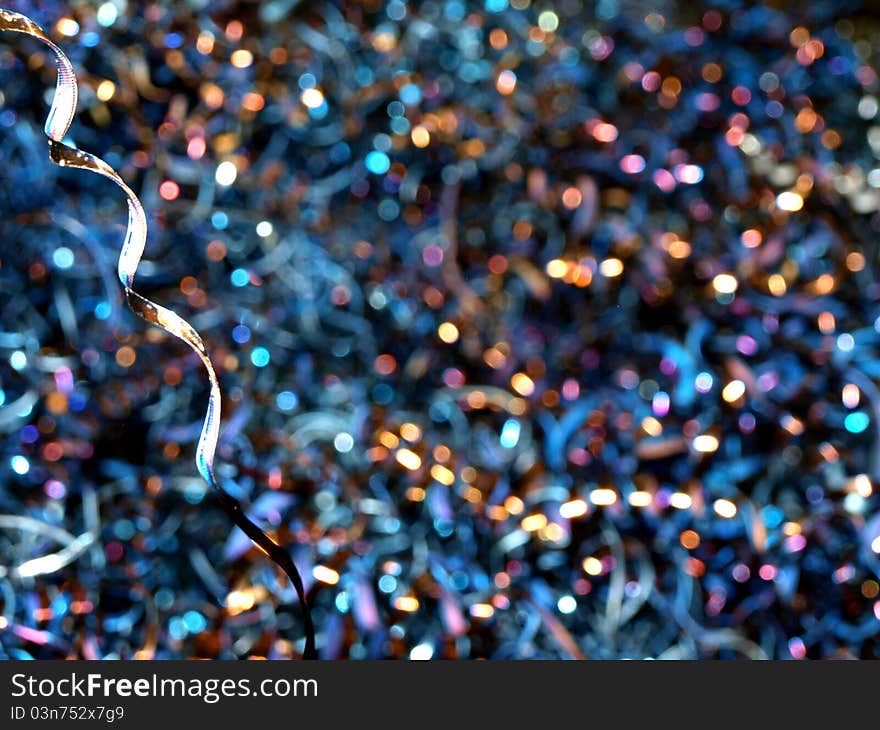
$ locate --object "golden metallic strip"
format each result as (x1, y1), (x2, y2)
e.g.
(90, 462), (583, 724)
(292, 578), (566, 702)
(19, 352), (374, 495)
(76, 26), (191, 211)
(0, 9), (315, 658)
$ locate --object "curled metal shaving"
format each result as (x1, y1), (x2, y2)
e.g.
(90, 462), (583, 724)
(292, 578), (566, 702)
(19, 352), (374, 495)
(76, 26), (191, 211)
(0, 8), (315, 658)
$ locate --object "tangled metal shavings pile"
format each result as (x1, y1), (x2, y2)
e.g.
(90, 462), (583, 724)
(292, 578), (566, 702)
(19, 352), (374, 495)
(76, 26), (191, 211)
(2, 0), (880, 659)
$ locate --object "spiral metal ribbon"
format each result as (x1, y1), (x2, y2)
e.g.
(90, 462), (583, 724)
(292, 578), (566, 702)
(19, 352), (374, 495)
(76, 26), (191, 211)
(0, 8), (316, 658)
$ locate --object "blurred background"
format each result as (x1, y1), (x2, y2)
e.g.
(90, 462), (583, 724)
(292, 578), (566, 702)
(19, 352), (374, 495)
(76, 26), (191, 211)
(1, 0), (880, 659)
